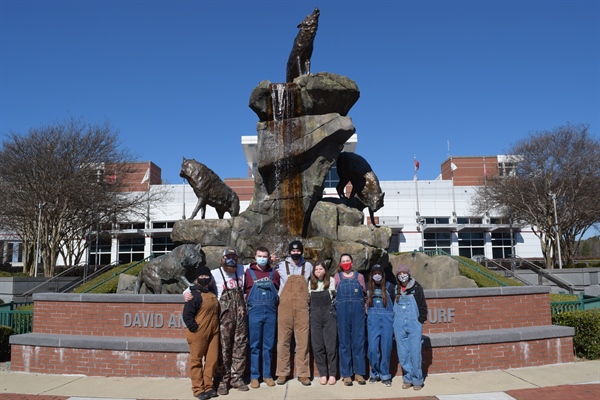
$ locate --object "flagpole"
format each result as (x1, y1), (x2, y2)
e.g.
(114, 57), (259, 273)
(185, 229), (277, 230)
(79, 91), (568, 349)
(414, 155), (423, 251)
(450, 156), (457, 223)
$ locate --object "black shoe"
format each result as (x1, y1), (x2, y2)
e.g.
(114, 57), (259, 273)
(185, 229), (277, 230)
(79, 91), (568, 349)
(196, 393), (211, 400)
(205, 389), (219, 397)
(382, 379), (392, 387)
(369, 376), (378, 384)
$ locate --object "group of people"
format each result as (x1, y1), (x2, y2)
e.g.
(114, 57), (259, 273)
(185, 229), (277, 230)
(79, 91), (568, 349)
(182, 241), (428, 400)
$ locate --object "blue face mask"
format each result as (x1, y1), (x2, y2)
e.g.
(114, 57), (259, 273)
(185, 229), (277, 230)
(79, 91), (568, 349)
(225, 258), (237, 267)
(256, 257), (268, 267)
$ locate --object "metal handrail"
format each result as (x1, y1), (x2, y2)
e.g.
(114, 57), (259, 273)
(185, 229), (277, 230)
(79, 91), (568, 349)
(514, 255), (581, 294)
(20, 264), (80, 300)
(476, 256), (532, 286)
(59, 260), (122, 293)
(82, 255), (154, 293)
(420, 249), (509, 286)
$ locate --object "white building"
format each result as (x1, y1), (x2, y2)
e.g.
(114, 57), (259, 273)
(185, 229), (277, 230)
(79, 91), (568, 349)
(0, 136), (543, 269)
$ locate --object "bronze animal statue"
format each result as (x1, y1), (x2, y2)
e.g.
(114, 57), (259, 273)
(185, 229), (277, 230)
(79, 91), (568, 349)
(286, 7), (320, 83)
(180, 157), (240, 219)
(135, 244), (205, 294)
(336, 152), (385, 227)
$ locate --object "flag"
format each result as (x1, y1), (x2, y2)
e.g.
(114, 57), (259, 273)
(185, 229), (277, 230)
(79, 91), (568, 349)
(141, 168), (150, 184)
(414, 159), (420, 172)
(451, 162), (458, 171)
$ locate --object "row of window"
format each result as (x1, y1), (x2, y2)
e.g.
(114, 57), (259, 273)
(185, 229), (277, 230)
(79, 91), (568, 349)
(423, 231), (515, 259)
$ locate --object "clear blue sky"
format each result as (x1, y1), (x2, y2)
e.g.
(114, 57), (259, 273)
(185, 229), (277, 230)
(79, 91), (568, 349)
(1, 0), (599, 185)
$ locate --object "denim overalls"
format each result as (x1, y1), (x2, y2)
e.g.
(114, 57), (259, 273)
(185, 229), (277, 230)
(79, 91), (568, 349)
(335, 271), (366, 378)
(393, 288), (423, 387)
(247, 268), (278, 380)
(367, 284), (394, 381)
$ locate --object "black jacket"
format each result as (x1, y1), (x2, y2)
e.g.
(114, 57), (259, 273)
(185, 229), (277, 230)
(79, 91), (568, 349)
(396, 279), (428, 324)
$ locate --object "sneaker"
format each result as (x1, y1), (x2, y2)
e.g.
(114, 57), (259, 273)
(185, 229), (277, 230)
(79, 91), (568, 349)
(413, 385), (423, 391)
(355, 374), (366, 385)
(328, 376), (336, 385)
(298, 377), (311, 386)
(382, 379), (392, 387)
(264, 378), (276, 387)
(402, 382), (413, 389)
(319, 376), (327, 385)
(343, 377), (353, 386)
(205, 389), (219, 398)
(232, 382), (249, 392)
(217, 384), (229, 396)
(276, 376), (287, 385)
(250, 379), (260, 389)
(369, 376), (378, 384)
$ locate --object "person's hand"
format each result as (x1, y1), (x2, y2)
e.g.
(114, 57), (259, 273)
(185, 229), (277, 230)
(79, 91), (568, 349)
(183, 291), (193, 302)
(270, 253), (280, 264)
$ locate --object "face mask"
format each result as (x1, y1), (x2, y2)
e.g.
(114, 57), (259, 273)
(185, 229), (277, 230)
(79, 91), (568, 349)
(340, 261), (353, 271)
(372, 274), (383, 282)
(290, 253), (302, 261)
(256, 257), (268, 267)
(397, 273), (409, 283)
(197, 277), (211, 287)
(225, 258), (237, 267)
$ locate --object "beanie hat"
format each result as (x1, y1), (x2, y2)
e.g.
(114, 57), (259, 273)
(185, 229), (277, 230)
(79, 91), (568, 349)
(395, 264), (411, 275)
(197, 265), (211, 277)
(289, 240), (304, 253)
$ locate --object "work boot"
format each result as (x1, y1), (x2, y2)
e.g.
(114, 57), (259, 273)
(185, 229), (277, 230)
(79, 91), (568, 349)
(298, 377), (311, 386)
(250, 379), (260, 389)
(276, 376), (287, 385)
(264, 378), (276, 387)
(343, 377), (353, 386)
(231, 380), (249, 392)
(217, 382), (228, 396)
(355, 374), (366, 385)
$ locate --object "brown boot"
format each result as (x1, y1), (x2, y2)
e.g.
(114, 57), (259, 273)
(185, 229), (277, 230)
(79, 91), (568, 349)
(343, 377), (353, 386)
(355, 374), (366, 385)
(298, 377), (311, 386)
(250, 379), (260, 389)
(264, 377), (276, 387)
(276, 376), (287, 385)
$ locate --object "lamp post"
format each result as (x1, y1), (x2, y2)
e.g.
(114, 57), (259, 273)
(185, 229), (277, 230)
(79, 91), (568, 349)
(549, 193), (563, 269)
(34, 202), (45, 277)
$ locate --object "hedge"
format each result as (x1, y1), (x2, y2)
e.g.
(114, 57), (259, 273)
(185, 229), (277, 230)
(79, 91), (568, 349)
(552, 308), (600, 360)
(0, 325), (13, 362)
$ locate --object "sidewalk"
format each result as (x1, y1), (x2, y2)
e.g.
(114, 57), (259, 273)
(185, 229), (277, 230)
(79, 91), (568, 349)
(1, 360), (599, 400)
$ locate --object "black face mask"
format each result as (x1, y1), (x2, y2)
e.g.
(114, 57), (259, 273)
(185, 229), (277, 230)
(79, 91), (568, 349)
(197, 277), (211, 287)
(291, 253), (302, 261)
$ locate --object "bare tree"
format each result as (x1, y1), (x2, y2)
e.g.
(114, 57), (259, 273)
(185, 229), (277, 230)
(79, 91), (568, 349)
(472, 123), (600, 268)
(0, 118), (164, 276)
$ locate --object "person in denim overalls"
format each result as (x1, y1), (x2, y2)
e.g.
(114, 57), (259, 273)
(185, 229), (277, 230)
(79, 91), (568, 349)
(334, 253), (367, 386)
(243, 246), (281, 389)
(366, 264), (395, 387)
(393, 264), (428, 391)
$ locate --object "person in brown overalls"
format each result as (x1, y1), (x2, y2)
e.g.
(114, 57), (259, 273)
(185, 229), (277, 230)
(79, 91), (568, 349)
(275, 240), (313, 386)
(183, 265), (220, 400)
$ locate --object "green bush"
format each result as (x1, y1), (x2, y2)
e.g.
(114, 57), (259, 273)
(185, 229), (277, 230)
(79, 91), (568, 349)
(553, 308), (600, 360)
(0, 325), (13, 361)
(72, 261), (146, 294)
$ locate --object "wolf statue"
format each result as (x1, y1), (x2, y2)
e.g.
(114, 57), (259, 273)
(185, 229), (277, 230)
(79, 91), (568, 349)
(286, 7), (320, 83)
(180, 157), (240, 219)
(336, 152), (385, 227)
(134, 244), (205, 294)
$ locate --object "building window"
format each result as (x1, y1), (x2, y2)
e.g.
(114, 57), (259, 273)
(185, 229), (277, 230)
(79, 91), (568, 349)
(324, 164), (339, 189)
(119, 222), (145, 230)
(458, 232), (485, 258)
(89, 234), (112, 266)
(457, 217), (483, 224)
(152, 221), (175, 229)
(423, 231), (451, 254)
(152, 236), (175, 255)
(490, 217), (510, 224)
(424, 217), (450, 224)
(491, 232), (513, 259)
(118, 237), (145, 264)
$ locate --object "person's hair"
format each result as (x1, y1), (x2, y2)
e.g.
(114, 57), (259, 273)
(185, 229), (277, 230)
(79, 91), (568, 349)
(310, 260), (330, 291)
(336, 253), (353, 273)
(367, 269), (387, 308)
(255, 246), (270, 257)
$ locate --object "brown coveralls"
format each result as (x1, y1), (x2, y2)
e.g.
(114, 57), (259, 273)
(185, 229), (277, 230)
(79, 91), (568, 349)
(276, 262), (310, 378)
(186, 290), (220, 397)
